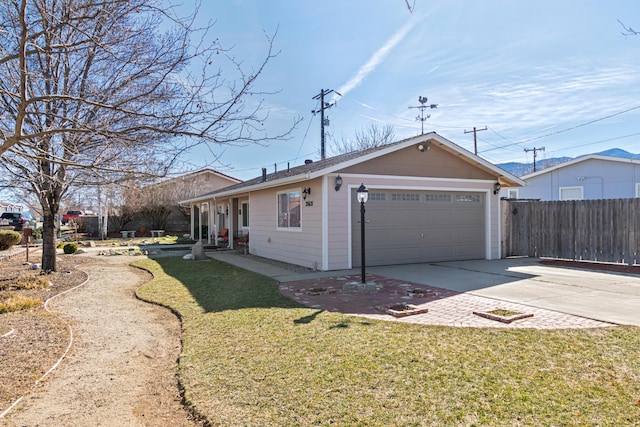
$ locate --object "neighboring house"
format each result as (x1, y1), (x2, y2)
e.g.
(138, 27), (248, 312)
(508, 154), (640, 201)
(0, 202), (24, 213)
(117, 168), (242, 234)
(183, 133), (523, 271)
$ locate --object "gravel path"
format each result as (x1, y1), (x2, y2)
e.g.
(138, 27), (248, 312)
(4, 254), (198, 426)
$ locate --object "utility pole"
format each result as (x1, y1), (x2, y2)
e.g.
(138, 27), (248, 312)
(312, 89), (340, 159)
(464, 126), (487, 155)
(408, 96), (437, 135)
(524, 146), (545, 172)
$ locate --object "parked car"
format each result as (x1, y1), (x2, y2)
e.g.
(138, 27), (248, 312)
(61, 210), (84, 225)
(0, 212), (36, 231)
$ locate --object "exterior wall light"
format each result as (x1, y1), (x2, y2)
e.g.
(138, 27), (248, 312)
(335, 175), (343, 191)
(493, 182), (501, 194)
(302, 187), (311, 200)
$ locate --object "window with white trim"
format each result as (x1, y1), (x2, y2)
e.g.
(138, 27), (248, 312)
(241, 202), (249, 227)
(636, 183), (640, 197)
(559, 186), (583, 200)
(507, 189), (518, 199)
(277, 190), (301, 228)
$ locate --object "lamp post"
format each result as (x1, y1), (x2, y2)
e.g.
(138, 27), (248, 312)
(356, 183), (369, 283)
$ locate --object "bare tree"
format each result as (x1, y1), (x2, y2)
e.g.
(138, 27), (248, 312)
(332, 122), (396, 155)
(0, 0), (298, 271)
(618, 19), (640, 37)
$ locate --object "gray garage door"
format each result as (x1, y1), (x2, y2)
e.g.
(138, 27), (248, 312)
(351, 189), (485, 267)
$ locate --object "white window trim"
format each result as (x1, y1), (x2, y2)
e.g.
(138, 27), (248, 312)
(507, 188), (519, 199)
(635, 183), (640, 197)
(276, 188), (302, 231)
(240, 201), (249, 229)
(559, 186), (583, 200)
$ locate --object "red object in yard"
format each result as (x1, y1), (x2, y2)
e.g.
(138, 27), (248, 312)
(62, 210), (84, 224)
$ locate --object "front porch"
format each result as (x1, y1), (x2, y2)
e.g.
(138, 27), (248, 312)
(188, 195), (249, 251)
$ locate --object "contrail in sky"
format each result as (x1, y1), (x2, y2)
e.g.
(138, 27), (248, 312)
(333, 18), (417, 102)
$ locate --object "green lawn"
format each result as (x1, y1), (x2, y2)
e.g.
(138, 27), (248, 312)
(134, 257), (640, 426)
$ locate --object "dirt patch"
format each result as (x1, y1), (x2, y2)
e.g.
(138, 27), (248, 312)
(0, 250), (199, 426)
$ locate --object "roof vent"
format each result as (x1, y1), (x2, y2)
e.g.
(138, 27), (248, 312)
(261, 168), (267, 182)
(304, 159), (313, 165)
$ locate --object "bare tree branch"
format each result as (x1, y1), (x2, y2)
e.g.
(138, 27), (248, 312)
(331, 122), (396, 155)
(618, 19), (640, 37)
(0, 0), (300, 270)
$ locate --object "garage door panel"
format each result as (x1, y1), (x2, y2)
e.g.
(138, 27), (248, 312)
(352, 189), (485, 267)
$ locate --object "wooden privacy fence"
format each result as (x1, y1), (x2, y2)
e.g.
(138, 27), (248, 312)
(502, 198), (640, 264)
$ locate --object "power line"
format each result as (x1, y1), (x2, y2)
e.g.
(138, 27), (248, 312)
(479, 104), (640, 155)
(312, 89), (341, 159)
(464, 126), (487, 155)
(515, 105), (640, 145)
(524, 146), (545, 172)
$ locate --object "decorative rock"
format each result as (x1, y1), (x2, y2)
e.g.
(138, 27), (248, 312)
(191, 241), (207, 260)
(183, 253), (194, 260)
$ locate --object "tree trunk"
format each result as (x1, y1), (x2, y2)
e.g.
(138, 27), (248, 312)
(41, 213), (57, 272)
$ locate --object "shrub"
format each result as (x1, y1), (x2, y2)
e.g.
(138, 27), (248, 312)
(32, 227), (43, 240)
(63, 242), (78, 254)
(0, 230), (22, 250)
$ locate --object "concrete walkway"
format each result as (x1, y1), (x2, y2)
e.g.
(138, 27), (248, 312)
(207, 252), (640, 328)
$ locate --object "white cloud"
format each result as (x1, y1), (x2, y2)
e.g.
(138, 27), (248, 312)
(332, 18), (417, 102)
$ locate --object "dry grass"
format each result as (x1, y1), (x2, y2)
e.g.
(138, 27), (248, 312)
(0, 295), (43, 313)
(135, 256), (640, 426)
(0, 251), (87, 413)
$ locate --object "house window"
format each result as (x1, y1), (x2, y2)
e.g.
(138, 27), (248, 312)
(425, 194), (451, 202)
(391, 193), (420, 201)
(507, 189), (518, 199)
(560, 186), (583, 200)
(636, 183), (640, 197)
(456, 194), (481, 203)
(277, 190), (301, 228)
(241, 202), (249, 227)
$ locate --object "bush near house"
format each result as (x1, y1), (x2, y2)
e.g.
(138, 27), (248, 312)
(0, 230), (22, 250)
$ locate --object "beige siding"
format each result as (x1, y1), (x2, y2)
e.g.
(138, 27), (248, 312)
(339, 143), (495, 180)
(248, 179), (324, 270)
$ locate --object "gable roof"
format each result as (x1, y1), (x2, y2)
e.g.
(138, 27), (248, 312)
(183, 132), (524, 203)
(160, 168), (241, 185)
(521, 154), (640, 180)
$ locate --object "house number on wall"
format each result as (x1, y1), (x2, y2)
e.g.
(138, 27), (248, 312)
(305, 201), (313, 207)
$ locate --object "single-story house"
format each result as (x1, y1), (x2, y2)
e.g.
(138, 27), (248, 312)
(182, 133), (524, 270)
(508, 154), (640, 201)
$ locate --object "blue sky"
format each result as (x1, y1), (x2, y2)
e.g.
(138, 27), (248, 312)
(180, 0), (640, 181)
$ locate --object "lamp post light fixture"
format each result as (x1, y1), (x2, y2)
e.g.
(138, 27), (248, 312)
(356, 183), (369, 283)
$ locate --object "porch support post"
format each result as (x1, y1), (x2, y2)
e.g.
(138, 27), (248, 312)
(190, 203), (195, 240)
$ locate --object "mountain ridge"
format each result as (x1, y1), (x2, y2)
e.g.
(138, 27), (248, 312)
(496, 148), (640, 177)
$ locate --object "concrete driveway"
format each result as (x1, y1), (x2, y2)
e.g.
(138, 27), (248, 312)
(207, 252), (640, 326)
(368, 258), (640, 326)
